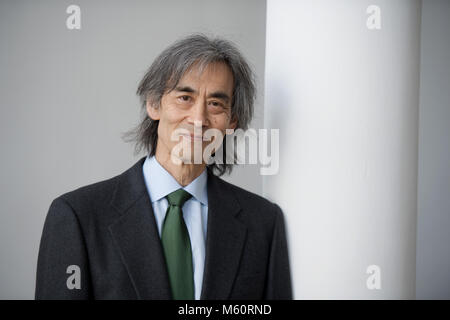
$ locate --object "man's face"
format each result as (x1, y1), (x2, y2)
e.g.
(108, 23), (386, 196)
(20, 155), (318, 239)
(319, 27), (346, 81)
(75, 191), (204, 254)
(146, 61), (237, 164)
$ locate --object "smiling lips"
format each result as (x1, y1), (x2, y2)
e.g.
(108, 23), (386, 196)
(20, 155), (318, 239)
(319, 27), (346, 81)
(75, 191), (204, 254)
(180, 133), (209, 141)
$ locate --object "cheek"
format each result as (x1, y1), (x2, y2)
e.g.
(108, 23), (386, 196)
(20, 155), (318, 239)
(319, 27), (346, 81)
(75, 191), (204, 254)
(165, 104), (188, 124)
(158, 108), (186, 143)
(209, 114), (232, 130)
(159, 105), (184, 127)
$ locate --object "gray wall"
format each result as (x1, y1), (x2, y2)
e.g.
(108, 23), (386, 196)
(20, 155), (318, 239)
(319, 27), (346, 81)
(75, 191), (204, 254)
(1, 0), (449, 300)
(416, 0), (450, 300)
(0, 0), (266, 299)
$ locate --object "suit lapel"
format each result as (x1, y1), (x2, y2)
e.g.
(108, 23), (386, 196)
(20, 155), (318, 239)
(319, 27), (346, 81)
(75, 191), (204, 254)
(108, 157), (171, 299)
(200, 171), (247, 300)
(107, 157), (247, 300)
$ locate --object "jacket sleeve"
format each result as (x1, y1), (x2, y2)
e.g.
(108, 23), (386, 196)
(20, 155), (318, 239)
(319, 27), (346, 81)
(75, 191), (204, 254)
(264, 203), (293, 299)
(35, 197), (92, 299)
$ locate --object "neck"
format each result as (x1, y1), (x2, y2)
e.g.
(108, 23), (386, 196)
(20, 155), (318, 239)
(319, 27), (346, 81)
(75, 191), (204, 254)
(154, 148), (206, 187)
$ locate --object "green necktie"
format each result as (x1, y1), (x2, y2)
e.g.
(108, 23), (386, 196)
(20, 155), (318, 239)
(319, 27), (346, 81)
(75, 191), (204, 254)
(161, 188), (194, 300)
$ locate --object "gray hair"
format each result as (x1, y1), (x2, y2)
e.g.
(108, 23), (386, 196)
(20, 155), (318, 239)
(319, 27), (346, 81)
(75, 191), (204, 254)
(122, 34), (256, 176)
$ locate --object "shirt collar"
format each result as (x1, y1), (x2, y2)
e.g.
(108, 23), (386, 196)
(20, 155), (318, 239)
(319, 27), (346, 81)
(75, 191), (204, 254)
(142, 155), (208, 206)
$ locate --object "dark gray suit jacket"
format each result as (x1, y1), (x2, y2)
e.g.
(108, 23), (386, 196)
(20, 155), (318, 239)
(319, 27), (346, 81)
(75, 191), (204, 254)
(35, 157), (292, 299)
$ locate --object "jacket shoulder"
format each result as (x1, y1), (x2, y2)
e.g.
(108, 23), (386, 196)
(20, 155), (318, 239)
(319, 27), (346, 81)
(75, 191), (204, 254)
(49, 157), (147, 223)
(57, 174), (120, 209)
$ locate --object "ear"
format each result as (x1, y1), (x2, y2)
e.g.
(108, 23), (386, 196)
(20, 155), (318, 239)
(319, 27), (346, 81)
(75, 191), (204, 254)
(228, 115), (238, 130)
(146, 99), (160, 120)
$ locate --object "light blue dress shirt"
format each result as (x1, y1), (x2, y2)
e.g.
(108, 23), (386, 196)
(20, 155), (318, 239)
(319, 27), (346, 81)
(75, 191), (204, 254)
(142, 155), (208, 300)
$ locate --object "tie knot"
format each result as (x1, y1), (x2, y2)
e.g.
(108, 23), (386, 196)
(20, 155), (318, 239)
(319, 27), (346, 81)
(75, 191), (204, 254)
(166, 189), (192, 207)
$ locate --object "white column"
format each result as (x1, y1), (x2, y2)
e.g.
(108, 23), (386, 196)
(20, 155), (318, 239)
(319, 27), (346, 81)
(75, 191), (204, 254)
(263, 0), (421, 299)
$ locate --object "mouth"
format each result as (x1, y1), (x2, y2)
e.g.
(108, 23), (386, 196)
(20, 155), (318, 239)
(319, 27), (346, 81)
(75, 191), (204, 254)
(180, 133), (210, 142)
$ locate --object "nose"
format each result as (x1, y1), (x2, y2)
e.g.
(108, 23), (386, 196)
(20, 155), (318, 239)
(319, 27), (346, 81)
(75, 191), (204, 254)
(188, 98), (209, 128)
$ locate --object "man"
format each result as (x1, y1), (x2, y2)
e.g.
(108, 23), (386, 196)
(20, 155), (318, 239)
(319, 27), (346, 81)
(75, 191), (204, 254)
(35, 34), (292, 300)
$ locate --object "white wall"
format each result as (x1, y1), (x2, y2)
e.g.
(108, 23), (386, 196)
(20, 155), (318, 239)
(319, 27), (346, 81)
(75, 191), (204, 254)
(264, 0), (421, 299)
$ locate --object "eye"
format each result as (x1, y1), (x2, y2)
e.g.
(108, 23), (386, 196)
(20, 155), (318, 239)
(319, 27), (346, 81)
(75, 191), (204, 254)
(209, 100), (224, 108)
(178, 95), (192, 102)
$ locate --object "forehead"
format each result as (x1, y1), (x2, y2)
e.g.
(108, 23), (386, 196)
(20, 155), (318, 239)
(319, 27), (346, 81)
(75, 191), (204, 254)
(176, 61), (234, 93)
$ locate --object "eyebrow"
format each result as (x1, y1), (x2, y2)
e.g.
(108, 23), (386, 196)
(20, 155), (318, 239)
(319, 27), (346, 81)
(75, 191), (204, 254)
(174, 86), (231, 103)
